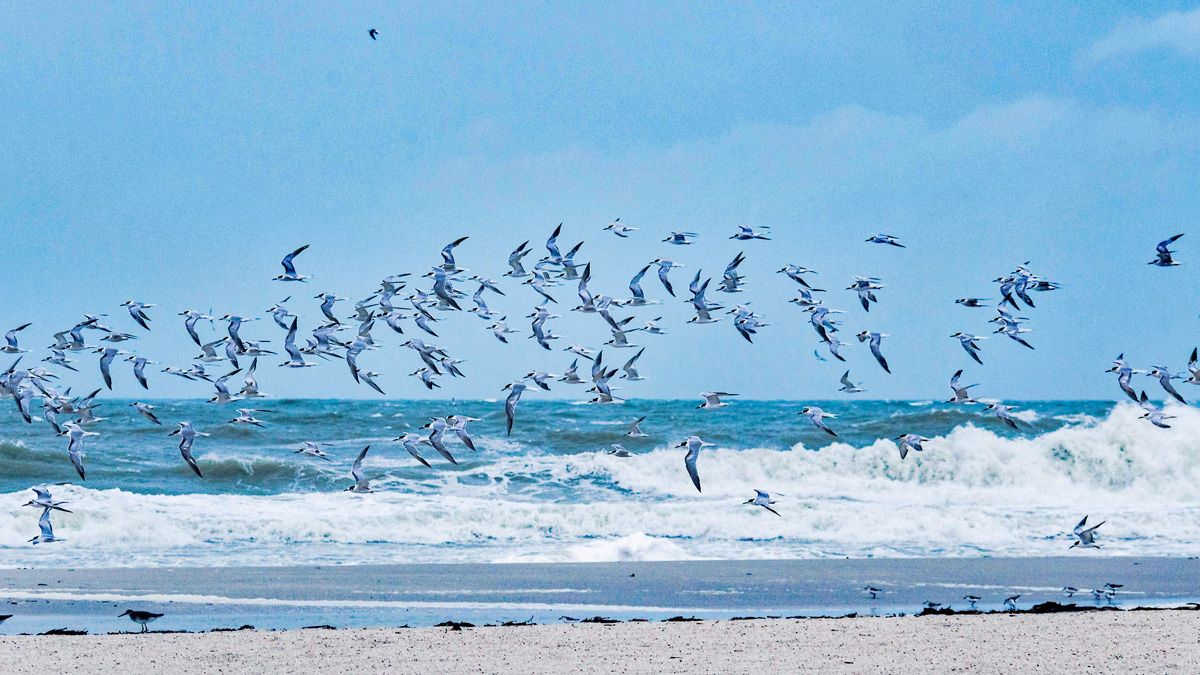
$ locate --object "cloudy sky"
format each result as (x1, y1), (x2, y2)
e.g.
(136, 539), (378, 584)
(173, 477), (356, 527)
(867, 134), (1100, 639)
(1, 3), (1198, 400)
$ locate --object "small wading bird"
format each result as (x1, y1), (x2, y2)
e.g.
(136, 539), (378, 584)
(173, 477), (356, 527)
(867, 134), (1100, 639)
(118, 609), (164, 633)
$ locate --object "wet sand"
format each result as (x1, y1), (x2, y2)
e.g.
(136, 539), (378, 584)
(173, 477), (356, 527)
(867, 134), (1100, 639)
(1, 611), (1198, 673)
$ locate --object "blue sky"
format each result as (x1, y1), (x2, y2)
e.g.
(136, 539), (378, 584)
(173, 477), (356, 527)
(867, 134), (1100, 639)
(1, 3), (1198, 400)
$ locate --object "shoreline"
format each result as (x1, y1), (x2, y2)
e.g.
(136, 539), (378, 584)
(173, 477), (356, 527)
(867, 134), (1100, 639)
(2, 611), (1198, 673)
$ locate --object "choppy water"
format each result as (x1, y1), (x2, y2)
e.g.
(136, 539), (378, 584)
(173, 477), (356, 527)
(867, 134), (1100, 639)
(3, 398), (1199, 567)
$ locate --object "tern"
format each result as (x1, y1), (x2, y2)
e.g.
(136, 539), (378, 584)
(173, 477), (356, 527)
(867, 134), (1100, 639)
(504, 241), (532, 278)
(896, 434), (928, 460)
(950, 332), (986, 365)
(1069, 515), (1104, 549)
(274, 244), (311, 281)
(447, 415), (479, 451)
(168, 422), (209, 478)
(947, 370), (978, 404)
(419, 418), (459, 464)
(984, 402), (1020, 429)
(730, 225), (771, 241)
(856, 331), (891, 374)
(955, 298), (989, 308)
(118, 609), (164, 633)
(368, 28), (378, 40)
(620, 348), (646, 381)
(228, 408), (271, 427)
(393, 432), (433, 468)
(28, 507), (62, 545)
(607, 444), (632, 457)
(440, 236), (469, 272)
(603, 219), (637, 237)
(1148, 233), (1183, 267)
(121, 301), (155, 330)
(663, 231), (699, 245)
(23, 486), (72, 514)
(61, 422), (96, 480)
(1, 323), (31, 353)
(678, 435), (713, 492)
(866, 233), (905, 247)
(799, 406), (838, 437)
(698, 391), (736, 410)
(345, 445), (381, 492)
(125, 355), (154, 389)
(502, 381), (527, 435)
(1147, 366), (1187, 404)
(279, 318), (313, 368)
(625, 416), (649, 438)
(129, 402), (162, 425)
(651, 259), (683, 297)
(295, 441), (334, 462)
(744, 490), (781, 516)
(838, 370), (863, 394)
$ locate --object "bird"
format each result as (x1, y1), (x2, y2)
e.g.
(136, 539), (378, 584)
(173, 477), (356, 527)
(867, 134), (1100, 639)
(651, 259), (683, 297)
(625, 416), (649, 438)
(950, 332), (986, 365)
(662, 231), (699, 245)
(955, 298), (989, 308)
(864, 586), (882, 600)
(228, 408), (270, 427)
(23, 486), (72, 514)
(698, 391), (736, 410)
(799, 406), (838, 437)
(730, 225), (771, 241)
(61, 422), (96, 480)
(896, 434), (928, 460)
(1003, 595), (1020, 609)
(368, 28), (379, 40)
(1, 323), (31, 353)
(118, 609), (164, 633)
(983, 402), (1021, 429)
(129, 402), (162, 425)
(346, 445), (381, 492)
(607, 444), (632, 458)
(744, 490), (781, 516)
(168, 422), (209, 478)
(838, 371), (863, 394)
(1147, 366), (1187, 404)
(121, 301), (155, 330)
(274, 245), (311, 282)
(502, 381), (527, 436)
(295, 441), (334, 461)
(603, 219), (637, 238)
(1149, 233), (1184, 266)
(678, 436), (712, 492)
(1062, 586), (1079, 598)
(1070, 515), (1104, 549)
(856, 331), (891, 373)
(866, 233), (905, 247)
(28, 507), (62, 545)
(963, 595), (981, 608)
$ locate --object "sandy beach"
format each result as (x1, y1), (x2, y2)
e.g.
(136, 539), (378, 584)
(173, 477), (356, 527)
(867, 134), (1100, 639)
(1, 611), (1197, 673)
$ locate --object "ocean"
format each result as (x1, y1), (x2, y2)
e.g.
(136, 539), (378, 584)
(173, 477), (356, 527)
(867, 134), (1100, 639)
(2, 398), (1198, 568)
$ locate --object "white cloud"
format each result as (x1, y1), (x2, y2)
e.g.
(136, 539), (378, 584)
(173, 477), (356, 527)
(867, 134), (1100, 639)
(1084, 7), (1200, 63)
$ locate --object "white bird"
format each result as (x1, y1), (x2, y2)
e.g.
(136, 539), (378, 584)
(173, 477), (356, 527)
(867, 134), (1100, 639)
(61, 422), (96, 480)
(345, 445), (380, 492)
(866, 233), (905, 247)
(279, 318), (313, 368)
(394, 433), (432, 468)
(856, 331), (891, 373)
(28, 507), (62, 545)
(698, 391), (737, 410)
(23, 486), (72, 514)
(896, 434), (928, 460)
(838, 370), (863, 394)
(2, 323), (31, 353)
(121, 301), (155, 330)
(1149, 233), (1183, 267)
(663, 231), (699, 245)
(730, 225), (771, 241)
(168, 422), (208, 478)
(744, 489), (781, 516)
(947, 369), (978, 404)
(502, 381), (527, 436)
(118, 609), (164, 633)
(129, 401), (162, 425)
(799, 406), (838, 437)
(603, 219), (637, 237)
(274, 244), (311, 282)
(607, 444), (632, 457)
(1069, 515), (1104, 549)
(295, 441), (334, 462)
(625, 416), (649, 438)
(228, 408), (271, 427)
(678, 435), (713, 492)
(951, 332), (986, 365)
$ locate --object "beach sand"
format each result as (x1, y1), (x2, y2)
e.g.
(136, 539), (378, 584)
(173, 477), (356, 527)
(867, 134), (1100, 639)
(2, 611), (1197, 673)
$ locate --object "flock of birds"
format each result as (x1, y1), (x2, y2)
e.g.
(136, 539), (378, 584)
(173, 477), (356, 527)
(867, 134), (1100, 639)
(3, 224), (1190, 561)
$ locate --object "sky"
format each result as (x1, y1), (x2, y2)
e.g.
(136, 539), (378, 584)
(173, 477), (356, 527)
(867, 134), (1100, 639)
(1, 2), (1198, 401)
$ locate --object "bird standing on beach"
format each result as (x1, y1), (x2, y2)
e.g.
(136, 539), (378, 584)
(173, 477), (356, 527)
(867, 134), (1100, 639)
(118, 609), (164, 633)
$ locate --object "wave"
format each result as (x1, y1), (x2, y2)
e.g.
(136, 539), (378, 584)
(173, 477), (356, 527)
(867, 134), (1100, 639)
(3, 403), (1200, 566)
